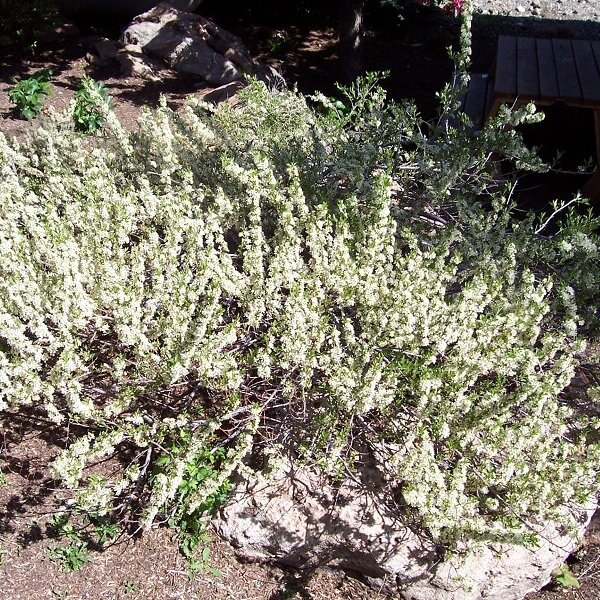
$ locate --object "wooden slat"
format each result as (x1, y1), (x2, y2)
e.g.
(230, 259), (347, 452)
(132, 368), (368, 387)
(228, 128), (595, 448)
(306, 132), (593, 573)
(464, 74), (489, 130)
(494, 35), (517, 98)
(484, 73), (495, 121)
(517, 37), (539, 98)
(591, 41), (600, 97)
(594, 109), (600, 165)
(536, 38), (559, 99)
(553, 38), (582, 102)
(572, 40), (600, 104)
(581, 109), (600, 200)
(592, 40), (600, 67)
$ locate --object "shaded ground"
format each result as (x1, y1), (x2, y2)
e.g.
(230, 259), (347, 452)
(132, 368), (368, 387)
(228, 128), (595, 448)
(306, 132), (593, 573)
(1, 1), (600, 599)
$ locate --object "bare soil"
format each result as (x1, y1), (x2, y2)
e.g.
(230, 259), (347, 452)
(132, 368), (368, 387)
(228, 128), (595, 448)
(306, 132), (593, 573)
(1, 1), (600, 599)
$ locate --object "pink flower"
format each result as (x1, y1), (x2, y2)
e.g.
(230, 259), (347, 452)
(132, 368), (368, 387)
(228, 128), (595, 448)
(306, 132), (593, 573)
(415, 0), (466, 14)
(441, 0), (465, 14)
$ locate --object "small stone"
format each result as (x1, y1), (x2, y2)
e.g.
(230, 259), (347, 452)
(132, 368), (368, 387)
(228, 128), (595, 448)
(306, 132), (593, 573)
(516, 5), (526, 13)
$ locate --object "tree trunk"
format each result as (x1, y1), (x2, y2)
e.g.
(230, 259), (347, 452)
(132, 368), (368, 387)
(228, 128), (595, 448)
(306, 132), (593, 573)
(338, 0), (365, 83)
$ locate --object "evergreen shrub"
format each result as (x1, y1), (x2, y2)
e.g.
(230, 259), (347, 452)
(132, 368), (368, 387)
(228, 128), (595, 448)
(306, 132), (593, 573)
(1, 77), (599, 549)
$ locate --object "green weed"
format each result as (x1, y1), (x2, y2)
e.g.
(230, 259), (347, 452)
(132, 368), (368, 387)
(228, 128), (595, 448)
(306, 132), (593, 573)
(553, 564), (581, 589)
(8, 68), (52, 119)
(124, 581), (138, 594)
(48, 542), (91, 572)
(72, 76), (111, 134)
(266, 30), (290, 54)
(158, 444), (230, 578)
(90, 516), (119, 547)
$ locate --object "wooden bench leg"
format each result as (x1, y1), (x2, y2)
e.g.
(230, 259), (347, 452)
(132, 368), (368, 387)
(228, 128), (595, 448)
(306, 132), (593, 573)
(594, 109), (600, 166)
(582, 110), (600, 201)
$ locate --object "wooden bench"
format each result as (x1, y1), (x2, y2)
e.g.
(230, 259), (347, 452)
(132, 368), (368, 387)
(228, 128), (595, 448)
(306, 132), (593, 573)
(463, 36), (600, 200)
(461, 72), (495, 131)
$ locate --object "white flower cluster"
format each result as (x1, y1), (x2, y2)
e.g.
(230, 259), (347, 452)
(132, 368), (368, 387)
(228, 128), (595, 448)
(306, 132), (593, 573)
(1, 81), (599, 547)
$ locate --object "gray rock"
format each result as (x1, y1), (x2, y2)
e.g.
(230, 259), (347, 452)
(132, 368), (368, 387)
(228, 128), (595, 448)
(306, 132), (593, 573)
(120, 3), (282, 87)
(92, 38), (121, 65)
(116, 44), (164, 81)
(215, 461), (596, 600)
(196, 81), (246, 105)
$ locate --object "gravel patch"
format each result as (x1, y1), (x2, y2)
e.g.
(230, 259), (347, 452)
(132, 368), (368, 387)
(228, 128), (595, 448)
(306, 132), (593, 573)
(475, 0), (600, 21)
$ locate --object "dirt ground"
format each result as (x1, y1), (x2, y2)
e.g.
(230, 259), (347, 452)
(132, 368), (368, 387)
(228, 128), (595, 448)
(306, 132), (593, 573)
(1, 1), (600, 599)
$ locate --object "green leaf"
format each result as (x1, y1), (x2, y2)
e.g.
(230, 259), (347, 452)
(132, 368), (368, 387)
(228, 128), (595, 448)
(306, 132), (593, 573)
(553, 565), (580, 589)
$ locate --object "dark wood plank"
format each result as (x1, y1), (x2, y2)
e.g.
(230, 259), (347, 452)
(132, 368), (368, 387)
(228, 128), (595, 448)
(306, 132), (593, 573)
(582, 110), (600, 199)
(594, 109), (600, 165)
(592, 40), (600, 68)
(536, 38), (559, 99)
(517, 37), (539, 98)
(484, 72), (495, 122)
(494, 35), (517, 98)
(572, 40), (600, 105)
(591, 41), (600, 97)
(553, 38), (582, 102)
(464, 74), (489, 129)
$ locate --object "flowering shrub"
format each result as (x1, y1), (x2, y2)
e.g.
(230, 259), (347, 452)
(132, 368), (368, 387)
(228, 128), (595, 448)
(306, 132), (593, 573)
(1, 75), (599, 550)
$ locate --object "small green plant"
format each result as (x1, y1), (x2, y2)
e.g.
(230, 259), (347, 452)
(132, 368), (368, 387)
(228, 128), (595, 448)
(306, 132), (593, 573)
(123, 581), (138, 594)
(0, 471), (8, 487)
(0, 548), (7, 565)
(8, 68), (52, 119)
(266, 30), (290, 54)
(48, 541), (92, 572)
(90, 516), (119, 547)
(186, 543), (221, 579)
(159, 444), (230, 578)
(72, 76), (111, 134)
(49, 510), (119, 549)
(49, 512), (80, 541)
(552, 564), (581, 589)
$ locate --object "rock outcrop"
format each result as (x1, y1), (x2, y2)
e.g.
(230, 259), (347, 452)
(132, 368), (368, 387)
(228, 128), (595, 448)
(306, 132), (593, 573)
(215, 461), (596, 600)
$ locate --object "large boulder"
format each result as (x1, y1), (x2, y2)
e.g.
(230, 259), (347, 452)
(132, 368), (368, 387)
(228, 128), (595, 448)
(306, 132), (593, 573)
(214, 461), (596, 600)
(121, 3), (283, 87)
